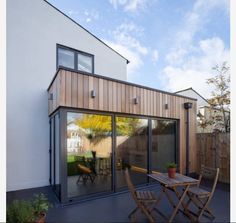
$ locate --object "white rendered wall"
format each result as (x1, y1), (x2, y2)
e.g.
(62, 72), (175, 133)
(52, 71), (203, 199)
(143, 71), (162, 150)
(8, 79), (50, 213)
(176, 89), (209, 108)
(7, 0), (127, 191)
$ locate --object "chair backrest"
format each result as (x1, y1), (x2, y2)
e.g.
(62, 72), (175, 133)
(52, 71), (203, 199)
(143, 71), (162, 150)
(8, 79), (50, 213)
(198, 165), (220, 194)
(130, 165), (147, 174)
(78, 164), (92, 174)
(125, 168), (139, 204)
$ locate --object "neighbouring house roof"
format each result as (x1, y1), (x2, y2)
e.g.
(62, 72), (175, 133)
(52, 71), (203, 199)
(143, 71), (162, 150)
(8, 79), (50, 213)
(174, 87), (209, 105)
(44, 0), (130, 64)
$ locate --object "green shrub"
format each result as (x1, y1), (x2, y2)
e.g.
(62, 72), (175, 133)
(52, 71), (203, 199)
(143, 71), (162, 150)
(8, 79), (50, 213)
(7, 193), (52, 223)
(166, 162), (177, 168)
(7, 200), (34, 223)
(32, 193), (52, 216)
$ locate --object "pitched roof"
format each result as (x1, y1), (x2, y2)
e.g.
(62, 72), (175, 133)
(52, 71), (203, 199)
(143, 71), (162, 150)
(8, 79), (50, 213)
(174, 87), (209, 104)
(44, 0), (129, 64)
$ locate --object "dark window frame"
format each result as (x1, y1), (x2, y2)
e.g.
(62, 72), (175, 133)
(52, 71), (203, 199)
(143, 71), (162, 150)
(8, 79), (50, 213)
(56, 44), (95, 74)
(50, 107), (180, 204)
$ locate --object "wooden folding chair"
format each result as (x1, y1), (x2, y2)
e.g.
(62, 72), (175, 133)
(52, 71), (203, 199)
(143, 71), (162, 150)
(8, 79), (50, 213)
(77, 164), (96, 184)
(185, 165), (220, 222)
(125, 168), (161, 223)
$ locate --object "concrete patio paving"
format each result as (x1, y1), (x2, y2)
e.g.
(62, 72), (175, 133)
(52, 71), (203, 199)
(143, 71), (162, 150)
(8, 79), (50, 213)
(7, 180), (229, 222)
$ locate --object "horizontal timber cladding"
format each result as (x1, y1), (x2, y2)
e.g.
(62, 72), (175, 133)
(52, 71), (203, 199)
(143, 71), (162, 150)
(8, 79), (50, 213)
(48, 68), (197, 174)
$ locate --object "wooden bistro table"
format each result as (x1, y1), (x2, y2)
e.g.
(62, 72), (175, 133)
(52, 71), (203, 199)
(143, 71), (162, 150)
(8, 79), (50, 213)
(148, 173), (199, 222)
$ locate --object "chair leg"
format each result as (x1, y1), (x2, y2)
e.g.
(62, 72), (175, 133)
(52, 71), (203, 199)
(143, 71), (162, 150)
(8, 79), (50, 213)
(203, 207), (215, 219)
(77, 175), (82, 184)
(89, 174), (95, 183)
(140, 204), (155, 223)
(128, 207), (138, 219)
(196, 197), (215, 220)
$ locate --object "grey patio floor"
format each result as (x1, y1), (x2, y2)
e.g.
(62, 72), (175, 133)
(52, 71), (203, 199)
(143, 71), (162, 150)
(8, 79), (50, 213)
(7, 180), (230, 222)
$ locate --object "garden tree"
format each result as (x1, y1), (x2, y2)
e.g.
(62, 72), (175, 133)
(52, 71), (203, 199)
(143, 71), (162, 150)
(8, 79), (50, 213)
(197, 111), (214, 133)
(116, 117), (144, 136)
(74, 114), (112, 144)
(73, 115), (143, 144)
(206, 61), (230, 132)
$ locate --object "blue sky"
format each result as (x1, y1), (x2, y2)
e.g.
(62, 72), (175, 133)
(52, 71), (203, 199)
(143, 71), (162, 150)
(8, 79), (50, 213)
(48, 0), (229, 98)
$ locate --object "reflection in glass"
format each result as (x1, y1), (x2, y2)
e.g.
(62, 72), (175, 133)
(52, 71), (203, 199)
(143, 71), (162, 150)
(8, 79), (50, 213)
(55, 114), (60, 198)
(77, 53), (93, 73)
(50, 117), (54, 187)
(58, 48), (75, 69)
(67, 112), (112, 198)
(116, 117), (148, 189)
(151, 120), (176, 172)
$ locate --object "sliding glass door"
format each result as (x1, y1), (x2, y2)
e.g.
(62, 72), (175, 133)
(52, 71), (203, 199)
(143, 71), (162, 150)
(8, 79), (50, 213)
(49, 113), (61, 200)
(66, 112), (112, 198)
(50, 108), (179, 202)
(151, 120), (177, 172)
(115, 116), (148, 190)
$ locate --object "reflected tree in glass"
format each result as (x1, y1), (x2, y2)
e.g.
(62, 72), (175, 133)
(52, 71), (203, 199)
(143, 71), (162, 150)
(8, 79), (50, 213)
(67, 112), (112, 198)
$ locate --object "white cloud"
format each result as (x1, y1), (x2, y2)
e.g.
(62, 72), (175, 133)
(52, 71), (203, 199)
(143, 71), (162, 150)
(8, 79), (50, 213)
(68, 10), (79, 16)
(165, 48), (187, 65)
(166, 0), (229, 56)
(105, 22), (161, 76)
(113, 22), (148, 55)
(86, 18), (91, 23)
(162, 0), (229, 98)
(151, 50), (159, 64)
(68, 9), (99, 23)
(162, 37), (229, 98)
(104, 22), (150, 76)
(104, 40), (143, 75)
(84, 10), (99, 22)
(109, 0), (149, 12)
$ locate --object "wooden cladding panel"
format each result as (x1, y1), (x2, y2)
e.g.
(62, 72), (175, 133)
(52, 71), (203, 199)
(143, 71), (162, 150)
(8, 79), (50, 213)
(103, 80), (108, 111)
(88, 76), (93, 109)
(71, 72), (77, 108)
(48, 70), (196, 117)
(83, 75), (89, 109)
(77, 74), (83, 108)
(49, 70), (196, 120)
(48, 70), (197, 174)
(65, 72), (72, 107)
(117, 83), (122, 113)
(94, 77), (99, 110)
(98, 79), (103, 110)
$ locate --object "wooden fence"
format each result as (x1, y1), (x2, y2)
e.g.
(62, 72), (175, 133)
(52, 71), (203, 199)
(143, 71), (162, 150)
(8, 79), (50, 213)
(196, 133), (230, 183)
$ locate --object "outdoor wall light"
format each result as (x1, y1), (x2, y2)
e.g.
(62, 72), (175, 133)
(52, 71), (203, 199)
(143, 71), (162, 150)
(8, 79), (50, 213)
(91, 90), (96, 98)
(48, 93), (53, 100)
(165, 103), (168, 109)
(134, 97), (139, 104)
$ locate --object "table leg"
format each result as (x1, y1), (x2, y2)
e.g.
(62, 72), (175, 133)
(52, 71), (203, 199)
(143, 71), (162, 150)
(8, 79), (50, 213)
(152, 189), (169, 221)
(162, 186), (176, 209)
(173, 186), (194, 222)
(168, 185), (190, 223)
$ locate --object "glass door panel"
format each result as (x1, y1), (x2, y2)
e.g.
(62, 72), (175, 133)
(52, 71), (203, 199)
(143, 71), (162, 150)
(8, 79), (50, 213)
(67, 112), (112, 198)
(55, 114), (61, 198)
(115, 116), (148, 190)
(151, 120), (176, 172)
